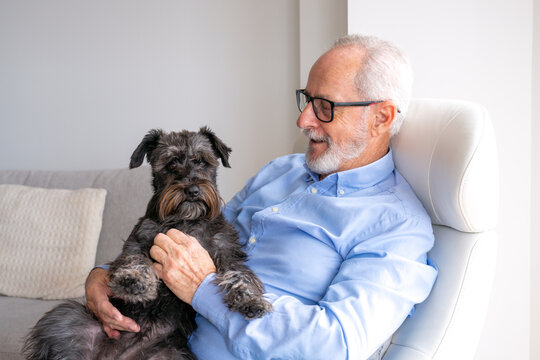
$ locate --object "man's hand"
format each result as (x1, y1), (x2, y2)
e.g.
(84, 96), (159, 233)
(150, 229), (216, 305)
(85, 267), (140, 339)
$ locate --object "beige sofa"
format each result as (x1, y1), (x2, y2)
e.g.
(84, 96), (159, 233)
(0, 166), (153, 360)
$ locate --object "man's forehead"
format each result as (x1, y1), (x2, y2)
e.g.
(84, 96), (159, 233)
(306, 49), (362, 100)
(316, 46), (363, 71)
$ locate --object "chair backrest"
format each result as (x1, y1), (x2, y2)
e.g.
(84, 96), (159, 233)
(386, 98), (499, 360)
(293, 98), (499, 360)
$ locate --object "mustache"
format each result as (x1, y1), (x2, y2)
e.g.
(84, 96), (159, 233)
(158, 181), (223, 221)
(302, 129), (332, 145)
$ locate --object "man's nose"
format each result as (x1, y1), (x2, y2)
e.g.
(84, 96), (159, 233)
(296, 102), (319, 130)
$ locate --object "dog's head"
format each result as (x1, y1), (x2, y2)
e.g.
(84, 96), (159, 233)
(129, 127), (231, 221)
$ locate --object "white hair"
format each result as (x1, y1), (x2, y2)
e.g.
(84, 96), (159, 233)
(332, 34), (413, 137)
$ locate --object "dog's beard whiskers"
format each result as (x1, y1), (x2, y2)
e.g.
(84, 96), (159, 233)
(158, 181), (223, 221)
(176, 202), (206, 221)
(198, 182), (223, 220)
(158, 184), (187, 220)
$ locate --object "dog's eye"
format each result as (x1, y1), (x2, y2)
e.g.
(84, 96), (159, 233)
(168, 162), (177, 171)
(192, 158), (204, 166)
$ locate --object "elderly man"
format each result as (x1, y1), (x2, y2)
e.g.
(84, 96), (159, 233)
(86, 34), (437, 359)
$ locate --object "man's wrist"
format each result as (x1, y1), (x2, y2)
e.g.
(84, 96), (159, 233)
(191, 272), (217, 310)
(191, 272), (229, 331)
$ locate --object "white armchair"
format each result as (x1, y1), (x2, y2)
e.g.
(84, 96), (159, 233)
(293, 98), (499, 360)
(384, 99), (499, 360)
(383, 99), (499, 360)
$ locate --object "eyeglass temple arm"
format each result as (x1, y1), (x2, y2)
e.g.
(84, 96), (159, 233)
(335, 100), (401, 113)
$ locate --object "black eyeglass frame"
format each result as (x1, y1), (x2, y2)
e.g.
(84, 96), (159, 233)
(296, 89), (396, 123)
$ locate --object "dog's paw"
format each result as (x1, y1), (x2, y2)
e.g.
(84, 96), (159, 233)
(215, 269), (273, 319)
(108, 256), (160, 303)
(235, 298), (273, 319)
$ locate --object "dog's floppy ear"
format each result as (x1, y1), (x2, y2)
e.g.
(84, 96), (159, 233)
(129, 129), (164, 169)
(199, 126), (232, 168)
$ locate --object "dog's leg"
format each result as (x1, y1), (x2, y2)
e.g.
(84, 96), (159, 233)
(108, 218), (162, 303)
(108, 253), (160, 303)
(139, 329), (198, 360)
(214, 264), (273, 319)
(201, 227), (272, 319)
(146, 346), (198, 360)
(22, 300), (104, 360)
(214, 263), (273, 319)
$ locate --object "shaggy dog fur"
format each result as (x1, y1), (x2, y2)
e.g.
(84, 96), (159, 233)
(22, 127), (272, 360)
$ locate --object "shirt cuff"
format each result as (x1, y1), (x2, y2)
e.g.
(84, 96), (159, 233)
(192, 272), (230, 331)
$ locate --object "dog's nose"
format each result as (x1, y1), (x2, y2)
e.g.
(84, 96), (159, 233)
(185, 185), (200, 199)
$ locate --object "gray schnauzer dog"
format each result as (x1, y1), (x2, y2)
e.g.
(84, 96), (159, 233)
(23, 127), (272, 360)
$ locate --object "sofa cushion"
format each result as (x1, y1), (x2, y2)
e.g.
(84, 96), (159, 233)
(0, 184), (106, 299)
(0, 167), (154, 267)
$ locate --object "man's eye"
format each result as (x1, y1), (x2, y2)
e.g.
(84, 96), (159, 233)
(320, 102), (331, 112)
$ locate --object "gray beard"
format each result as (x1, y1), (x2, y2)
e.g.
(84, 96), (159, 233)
(303, 129), (367, 176)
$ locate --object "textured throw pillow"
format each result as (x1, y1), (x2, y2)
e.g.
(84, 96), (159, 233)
(0, 184), (107, 299)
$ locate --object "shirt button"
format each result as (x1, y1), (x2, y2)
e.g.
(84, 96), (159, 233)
(249, 237), (257, 244)
(339, 189), (345, 195)
(272, 207), (279, 213)
(311, 188), (318, 194)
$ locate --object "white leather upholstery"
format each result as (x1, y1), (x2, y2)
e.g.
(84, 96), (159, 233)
(293, 98), (499, 360)
(391, 99), (498, 233)
(385, 99), (498, 360)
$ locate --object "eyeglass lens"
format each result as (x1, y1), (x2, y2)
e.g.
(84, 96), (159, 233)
(297, 92), (333, 122)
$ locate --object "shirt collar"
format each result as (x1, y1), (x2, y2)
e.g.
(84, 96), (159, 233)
(303, 149), (395, 194)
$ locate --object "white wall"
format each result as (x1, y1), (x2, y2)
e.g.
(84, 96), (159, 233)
(0, 0), (300, 201)
(532, 0), (540, 359)
(348, 1), (533, 359)
(298, 0), (347, 86)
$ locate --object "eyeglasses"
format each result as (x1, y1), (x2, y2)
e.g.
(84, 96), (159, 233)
(296, 89), (385, 123)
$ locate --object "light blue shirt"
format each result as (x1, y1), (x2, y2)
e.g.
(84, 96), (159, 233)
(189, 151), (438, 360)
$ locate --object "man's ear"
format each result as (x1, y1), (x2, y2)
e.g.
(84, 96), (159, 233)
(199, 126), (232, 168)
(371, 101), (398, 136)
(129, 129), (164, 169)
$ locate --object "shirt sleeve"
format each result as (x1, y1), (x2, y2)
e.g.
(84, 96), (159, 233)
(192, 216), (438, 360)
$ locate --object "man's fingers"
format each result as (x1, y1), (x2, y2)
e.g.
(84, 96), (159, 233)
(150, 242), (168, 264)
(165, 228), (183, 240)
(98, 301), (123, 323)
(103, 325), (121, 339)
(153, 232), (177, 254)
(85, 267), (140, 337)
(165, 228), (194, 246)
(153, 262), (164, 278)
(95, 300), (139, 331)
(152, 231), (194, 259)
(87, 284), (140, 334)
